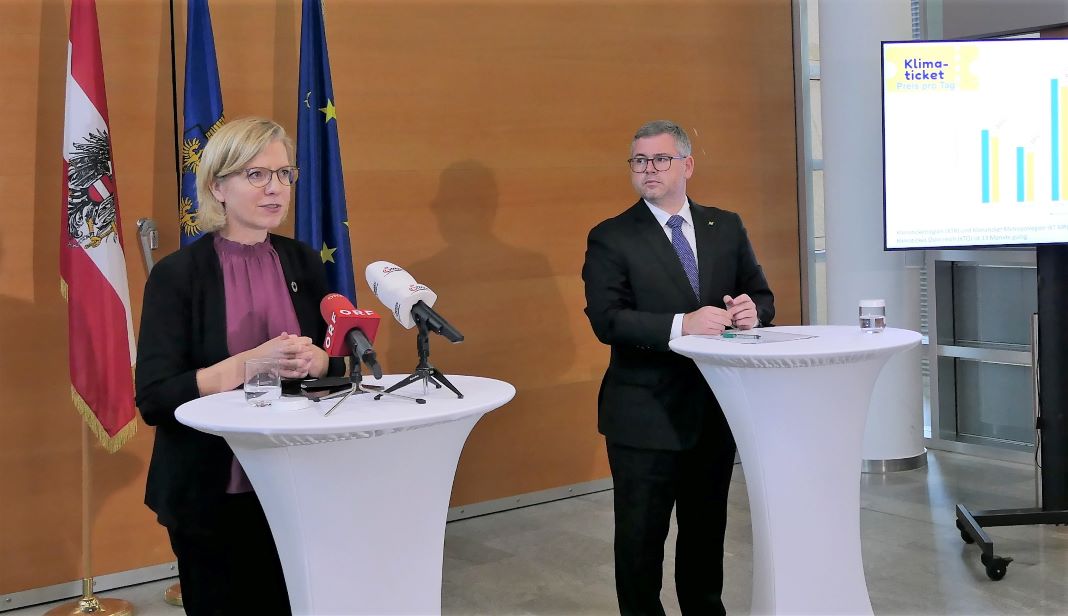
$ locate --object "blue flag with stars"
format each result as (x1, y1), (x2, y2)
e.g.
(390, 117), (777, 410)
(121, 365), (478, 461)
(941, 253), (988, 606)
(296, 0), (356, 302)
(179, 0), (224, 247)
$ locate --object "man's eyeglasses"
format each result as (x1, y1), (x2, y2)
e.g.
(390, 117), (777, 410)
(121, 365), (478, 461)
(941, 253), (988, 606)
(233, 166), (300, 187)
(627, 155), (686, 173)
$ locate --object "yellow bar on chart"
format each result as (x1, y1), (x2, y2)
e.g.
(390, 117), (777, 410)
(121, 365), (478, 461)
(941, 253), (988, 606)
(1027, 151), (1035, 202)
(992, 137), (1001, 201)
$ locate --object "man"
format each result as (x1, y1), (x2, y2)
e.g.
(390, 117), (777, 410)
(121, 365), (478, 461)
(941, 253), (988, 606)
(583, 120), (774, 615)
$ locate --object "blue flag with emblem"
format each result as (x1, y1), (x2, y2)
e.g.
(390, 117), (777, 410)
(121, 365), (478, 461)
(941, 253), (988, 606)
(296, 0), (356, 302)
(179, 0), (224, 247)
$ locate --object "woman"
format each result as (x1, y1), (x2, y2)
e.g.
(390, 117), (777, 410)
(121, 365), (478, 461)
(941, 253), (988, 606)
(136, 117), (342, 615)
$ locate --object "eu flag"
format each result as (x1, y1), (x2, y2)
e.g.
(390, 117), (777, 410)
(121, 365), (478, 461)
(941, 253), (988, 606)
(179, 0), (224, 247)
(296, 0), (356, 302)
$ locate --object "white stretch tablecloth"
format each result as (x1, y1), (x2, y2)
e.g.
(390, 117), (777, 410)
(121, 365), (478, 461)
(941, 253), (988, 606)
(671, 325), (921, 615)
(176, 374), (515, 615)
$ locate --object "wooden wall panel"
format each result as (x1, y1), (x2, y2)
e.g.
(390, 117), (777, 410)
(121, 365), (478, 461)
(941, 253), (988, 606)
(0, 0), (176, 595)
(312, 0), (802, 504)
(2, 0), (798, 595)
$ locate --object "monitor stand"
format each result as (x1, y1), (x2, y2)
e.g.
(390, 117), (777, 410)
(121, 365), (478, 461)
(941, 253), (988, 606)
(956, 244), (1068, 580)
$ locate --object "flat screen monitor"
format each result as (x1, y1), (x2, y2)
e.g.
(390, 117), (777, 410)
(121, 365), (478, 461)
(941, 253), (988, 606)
(882, 38), (1068, 249)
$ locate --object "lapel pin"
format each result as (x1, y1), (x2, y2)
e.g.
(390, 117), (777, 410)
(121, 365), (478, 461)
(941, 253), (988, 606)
(709, 221), (715, 226)
(291, 281), (298, 293)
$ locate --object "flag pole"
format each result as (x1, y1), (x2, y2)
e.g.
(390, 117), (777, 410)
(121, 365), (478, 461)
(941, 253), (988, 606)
(54, 0), (140, 611)
(44, 424), (134, 616)
(164, 1), (182, 605)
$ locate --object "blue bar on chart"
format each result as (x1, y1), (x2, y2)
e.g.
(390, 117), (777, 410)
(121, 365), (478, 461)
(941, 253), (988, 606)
(1017, 147), (1025, 202)
(1054, 79), (1060, 201)
(982, 129), (990, 203)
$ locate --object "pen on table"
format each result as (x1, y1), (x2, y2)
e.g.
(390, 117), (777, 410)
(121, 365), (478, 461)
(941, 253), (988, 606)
(721, 332), (760, 339)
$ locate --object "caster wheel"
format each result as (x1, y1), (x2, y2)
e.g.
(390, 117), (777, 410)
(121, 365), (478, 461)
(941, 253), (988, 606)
(956, 519), (976, 544)
(980, 553), (1011, 581)
(164, 582), (183, 606)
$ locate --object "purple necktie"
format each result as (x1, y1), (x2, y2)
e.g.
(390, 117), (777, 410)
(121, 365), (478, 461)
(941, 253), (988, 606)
(666, 215), (699, 298)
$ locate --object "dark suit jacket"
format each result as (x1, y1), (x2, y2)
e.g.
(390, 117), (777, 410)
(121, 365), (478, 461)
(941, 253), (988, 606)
(583, 199), (774, 450)
(135, 233), (342, 530)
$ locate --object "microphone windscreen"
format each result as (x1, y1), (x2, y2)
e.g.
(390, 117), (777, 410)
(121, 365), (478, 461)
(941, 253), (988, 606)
(320, 292), (357, 322)
(365, 261), (437, 329)
(320, 293), (382, 356)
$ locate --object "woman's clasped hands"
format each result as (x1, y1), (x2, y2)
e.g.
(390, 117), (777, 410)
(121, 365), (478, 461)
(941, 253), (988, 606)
(254, 332), (329, 379)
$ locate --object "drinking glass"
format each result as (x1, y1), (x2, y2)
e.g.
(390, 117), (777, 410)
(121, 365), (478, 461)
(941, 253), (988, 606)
(245, 358), (282, 406)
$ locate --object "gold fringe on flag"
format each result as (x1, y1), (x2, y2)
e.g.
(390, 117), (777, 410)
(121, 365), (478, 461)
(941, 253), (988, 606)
(61, 276), (137, 453)
(205, 115), (226, 139)
(71, 386), (137, 454)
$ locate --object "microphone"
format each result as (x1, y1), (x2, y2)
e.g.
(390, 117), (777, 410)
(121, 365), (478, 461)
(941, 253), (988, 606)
(319, 293), (384, 379)
(364, 261), (437, 329)
(365, 262), (464, 342)
(411, 301), (464, 343)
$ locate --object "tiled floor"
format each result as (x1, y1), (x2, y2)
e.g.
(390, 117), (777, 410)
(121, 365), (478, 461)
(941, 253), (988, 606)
(9, 450), (1068, 615)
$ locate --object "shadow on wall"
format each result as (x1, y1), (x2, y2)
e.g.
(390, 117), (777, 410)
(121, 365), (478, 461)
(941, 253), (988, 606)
(384, 160), (575, 391)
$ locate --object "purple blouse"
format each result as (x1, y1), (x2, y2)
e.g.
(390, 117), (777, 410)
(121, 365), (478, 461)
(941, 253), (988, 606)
(214, 234), (301, 493)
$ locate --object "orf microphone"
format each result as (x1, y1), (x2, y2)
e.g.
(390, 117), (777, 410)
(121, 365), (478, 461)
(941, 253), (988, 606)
(320, 293), (383, 379)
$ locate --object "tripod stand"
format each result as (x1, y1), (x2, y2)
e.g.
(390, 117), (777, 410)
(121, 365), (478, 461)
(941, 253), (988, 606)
(375, 312), (463, 400)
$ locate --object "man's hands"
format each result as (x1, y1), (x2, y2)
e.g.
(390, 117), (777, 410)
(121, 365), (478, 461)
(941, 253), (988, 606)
(682, 306), (733, 336)
(723, 294), (758, 330)
(681, 294), (758, 335)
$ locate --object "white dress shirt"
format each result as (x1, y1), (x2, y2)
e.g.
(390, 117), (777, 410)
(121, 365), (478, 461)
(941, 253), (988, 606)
(644, 198), (697, 341)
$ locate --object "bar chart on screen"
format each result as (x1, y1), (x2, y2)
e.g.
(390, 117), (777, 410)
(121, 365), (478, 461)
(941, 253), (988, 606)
(883, 39), (1068, 249)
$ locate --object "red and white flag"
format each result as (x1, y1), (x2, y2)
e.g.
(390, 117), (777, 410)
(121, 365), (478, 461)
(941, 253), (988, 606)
(60, 0), (136, 452)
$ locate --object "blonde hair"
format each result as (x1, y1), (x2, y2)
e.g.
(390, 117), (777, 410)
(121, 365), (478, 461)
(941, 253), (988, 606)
(195, 117), (295, 233)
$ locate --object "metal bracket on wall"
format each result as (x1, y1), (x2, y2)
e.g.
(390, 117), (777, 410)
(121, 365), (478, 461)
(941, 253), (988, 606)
(136, 218), (158, 273)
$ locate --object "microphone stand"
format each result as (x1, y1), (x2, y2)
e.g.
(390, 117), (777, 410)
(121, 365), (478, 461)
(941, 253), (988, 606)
(319, 351), (425, 414)
(349, 352), (428, 403)
(376, 312), (464, 400)
(320, 362), (362, 416)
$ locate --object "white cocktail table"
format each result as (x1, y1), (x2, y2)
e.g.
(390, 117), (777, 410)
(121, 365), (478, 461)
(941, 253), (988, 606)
(176, 374), (516, 615)
(671, 326), (920, 615)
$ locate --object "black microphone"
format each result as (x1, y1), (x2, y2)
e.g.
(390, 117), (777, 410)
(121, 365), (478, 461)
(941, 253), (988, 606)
(346, 328), (383, 379)
(411, 300), (464, 343)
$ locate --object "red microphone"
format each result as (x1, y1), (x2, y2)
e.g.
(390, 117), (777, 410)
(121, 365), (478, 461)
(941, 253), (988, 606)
(320, 294), (383, 379)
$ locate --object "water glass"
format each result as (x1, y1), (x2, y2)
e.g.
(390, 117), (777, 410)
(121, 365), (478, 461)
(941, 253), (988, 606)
(245, 358), (281, 406)
(859, 299), (886, 333)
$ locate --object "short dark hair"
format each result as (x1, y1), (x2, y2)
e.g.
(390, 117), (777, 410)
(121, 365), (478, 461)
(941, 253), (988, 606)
(633, 120), (692, 157)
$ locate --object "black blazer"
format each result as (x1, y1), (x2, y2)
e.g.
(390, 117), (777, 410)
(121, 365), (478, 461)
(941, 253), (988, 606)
(135, 233), (342, 530)
(582, 199), (774, 450)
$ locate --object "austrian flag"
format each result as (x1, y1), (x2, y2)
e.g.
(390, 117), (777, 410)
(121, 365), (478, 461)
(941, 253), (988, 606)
(60, 0), (137, 452)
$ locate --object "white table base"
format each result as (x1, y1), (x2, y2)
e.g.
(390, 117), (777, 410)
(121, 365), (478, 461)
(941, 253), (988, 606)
(703, 361), (882, 615)
(235, 415), (479, 615)
(672, 326), (921, 615)
(176, 375), (515, 616)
